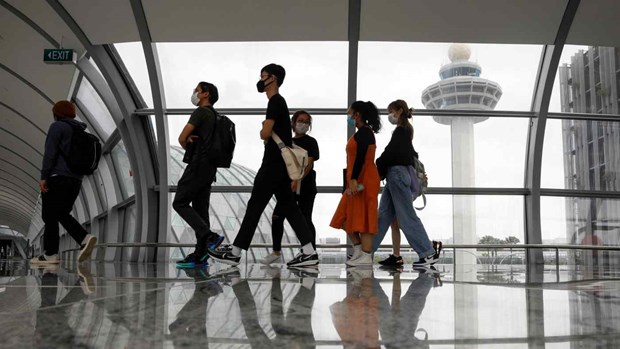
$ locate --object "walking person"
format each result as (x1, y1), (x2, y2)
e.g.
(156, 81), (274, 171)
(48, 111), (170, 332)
(173, 81), (225, 268)
(31, 101), (97, 265)
(372, 99), (440, 267)
(330, 101), (382, 267)
(261, 110), (320, 265)
(209, 64), (319, 267)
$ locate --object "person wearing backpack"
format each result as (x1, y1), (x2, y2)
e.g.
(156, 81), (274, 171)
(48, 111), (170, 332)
(372, 100), (440, 268)
(330, 101), (382, 267)
(173, 81), (225, 268)
(208, 64), (319, 267)
(261, 110), (320, 265)
(31, 100), (97, 265)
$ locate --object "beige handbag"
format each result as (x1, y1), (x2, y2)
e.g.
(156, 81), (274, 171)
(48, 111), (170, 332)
(271, 132), (308, 194)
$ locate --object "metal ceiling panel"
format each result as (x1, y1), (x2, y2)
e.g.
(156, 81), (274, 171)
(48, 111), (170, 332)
(0, 8), (76, 102)
(360, 0), (567, 44)
(143, 0), (348, 42)
(59, 0), (140, 44)
(566, 0), (620, 46)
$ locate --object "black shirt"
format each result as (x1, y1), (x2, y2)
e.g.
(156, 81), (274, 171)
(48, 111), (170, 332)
(187, 106), (216, 161)
(263, 94), (292, 164)
(293, 134), (320, 193)
(352, 126), (376, 180)
(376, 126), (417, 179)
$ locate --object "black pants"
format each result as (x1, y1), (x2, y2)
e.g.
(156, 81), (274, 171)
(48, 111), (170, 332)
(272, 191), (316, 250)
(42, 176), (88, 255)
(234, 162), (311, 250)
(172, 160), (217, 250)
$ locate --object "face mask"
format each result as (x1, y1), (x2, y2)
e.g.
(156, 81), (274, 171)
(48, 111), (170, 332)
(191, 91), (200, 106)
(256, 76), (274, 93)
(388, 113), (399, 125)
(295, 122), (310, 134)
(347, 115), (355, 126)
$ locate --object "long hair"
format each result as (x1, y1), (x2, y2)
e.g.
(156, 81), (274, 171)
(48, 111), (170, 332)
(388, 99), (414, 140)
(350, 101), (381, 134)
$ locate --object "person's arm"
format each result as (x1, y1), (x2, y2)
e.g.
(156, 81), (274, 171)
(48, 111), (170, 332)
(260, 119), (275, 140)
(350, 128), (373, 194)
(178, 123), (197, 150)
(40, 122), (64, 192)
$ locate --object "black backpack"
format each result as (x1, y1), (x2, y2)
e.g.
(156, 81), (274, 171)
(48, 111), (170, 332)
(60, 120), (102, 175)
(205, 111), (236, 168)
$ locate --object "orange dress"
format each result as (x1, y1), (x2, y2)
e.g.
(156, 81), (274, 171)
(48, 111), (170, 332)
(330, 128), (380, 234)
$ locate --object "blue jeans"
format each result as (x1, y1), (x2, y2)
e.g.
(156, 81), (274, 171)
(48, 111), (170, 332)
(372, 166), (434, 258)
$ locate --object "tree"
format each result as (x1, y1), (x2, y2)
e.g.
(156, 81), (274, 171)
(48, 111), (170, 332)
(478, 235), (503, 245)
(505, 236), (520, 244)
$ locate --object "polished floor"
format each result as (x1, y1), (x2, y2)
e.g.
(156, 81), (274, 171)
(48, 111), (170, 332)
(1, 259), (619, 349)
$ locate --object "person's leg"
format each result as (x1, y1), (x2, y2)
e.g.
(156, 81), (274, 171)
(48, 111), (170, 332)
(297, 192), (317, 249)
(272, 176), (312, 250)
(372, 185), (396, 253)
(391, 219), (401, 256)
(233, 166), (278, 250)
(173, 163), (212, 244)
(191, 165), (221, 251)
(55, 177), (88, 245)
(389, 167), (434, 259)
(271, 202), (285, 253)
(232, 280), (272, 347)
(41, 178), (62, 257)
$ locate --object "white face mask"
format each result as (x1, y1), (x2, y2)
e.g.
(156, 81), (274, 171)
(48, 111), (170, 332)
(191, 91), (200, 106)
(294, 122), (310, 135)
(388, 113), (399, 125)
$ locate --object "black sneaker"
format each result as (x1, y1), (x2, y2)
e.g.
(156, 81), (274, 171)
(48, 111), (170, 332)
(207, 244), (241, 265)
(176, 252), (209, 269)
(412, 254), (439, 267)
(379, 265), (404, 275)
(288, 265), (319, 278)
(287, 252), (319, 267)
(206, 234), (225, 251)
(433, 240), (443, 256)
(378, 254), (404, 266)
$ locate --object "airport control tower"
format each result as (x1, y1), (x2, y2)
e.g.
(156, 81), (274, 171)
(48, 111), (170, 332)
(421, 43), (502, 250)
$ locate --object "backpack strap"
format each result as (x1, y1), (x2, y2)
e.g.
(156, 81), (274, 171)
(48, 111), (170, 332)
(271, 132), (287, 150)
(414, 193), (427, 210)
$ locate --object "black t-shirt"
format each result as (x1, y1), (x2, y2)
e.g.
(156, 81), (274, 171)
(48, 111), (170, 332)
(187, 106), (216, 161)
(263, 94), (291, 164)
(293, 134), (320, 193)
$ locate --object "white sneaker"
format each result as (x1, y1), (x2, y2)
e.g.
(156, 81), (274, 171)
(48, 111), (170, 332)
(346, 251), (373, 267)
(78, 234), (97, 262)
(260, 251), (282, 265)
(30, 254), (59, 265)
(347, 245), (363, 263)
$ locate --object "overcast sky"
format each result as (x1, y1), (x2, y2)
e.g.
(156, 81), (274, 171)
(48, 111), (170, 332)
(115, 42), (587, 244)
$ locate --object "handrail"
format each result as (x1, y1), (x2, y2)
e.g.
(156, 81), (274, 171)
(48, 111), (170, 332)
(88, 242), (620, 251)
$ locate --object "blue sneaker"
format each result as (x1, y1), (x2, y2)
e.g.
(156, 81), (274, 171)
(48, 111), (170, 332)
(176, 252), (209, 269)
(206, 234), (225, 251)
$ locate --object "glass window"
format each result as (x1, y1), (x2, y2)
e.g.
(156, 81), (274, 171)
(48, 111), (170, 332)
(76, 77), (116, 140)
(110, 140), (135, 198)
(542, 118), (620, 190)
(167, 114), (346, 186)
(551, 45), (620, 115)
(374, 115), (528, 188)
(542, 197), (620, 253)
(114, 42), (154, 107)
(358, 42), (542, 111)
(120, 205), (137, 260)
(156, 42), (348, 108)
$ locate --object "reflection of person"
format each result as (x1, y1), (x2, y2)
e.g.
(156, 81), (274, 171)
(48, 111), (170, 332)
(330, 101), (382, 267)
(32, 100), (96, 265)
(263, 110), (320, 265)
(35, 267), (91, 348)
(210, 64), (319, 267)
(374, 269), (439, 348)
(173, 82), (225, 268)
(373, 99), (440, 268)
(330, 269), (380, 349)
(168, 269), (223, 348)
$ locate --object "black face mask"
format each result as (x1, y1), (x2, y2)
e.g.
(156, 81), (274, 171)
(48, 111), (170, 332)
(256, 75), (274, 93)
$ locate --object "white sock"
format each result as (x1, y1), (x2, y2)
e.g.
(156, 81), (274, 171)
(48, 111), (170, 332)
(302, 243), (315, 255)
(232, 246), (242, 257)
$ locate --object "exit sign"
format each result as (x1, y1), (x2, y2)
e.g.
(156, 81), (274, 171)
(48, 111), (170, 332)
(43, 49), (75, 64)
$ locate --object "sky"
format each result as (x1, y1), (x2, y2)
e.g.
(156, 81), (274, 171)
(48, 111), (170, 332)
(114, 41), (588, 245)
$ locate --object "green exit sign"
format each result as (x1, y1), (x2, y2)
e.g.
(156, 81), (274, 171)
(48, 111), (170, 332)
(43, 49), (75, 64)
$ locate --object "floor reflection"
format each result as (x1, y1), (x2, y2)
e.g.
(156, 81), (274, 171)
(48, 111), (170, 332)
(0, 259), (620, 348)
